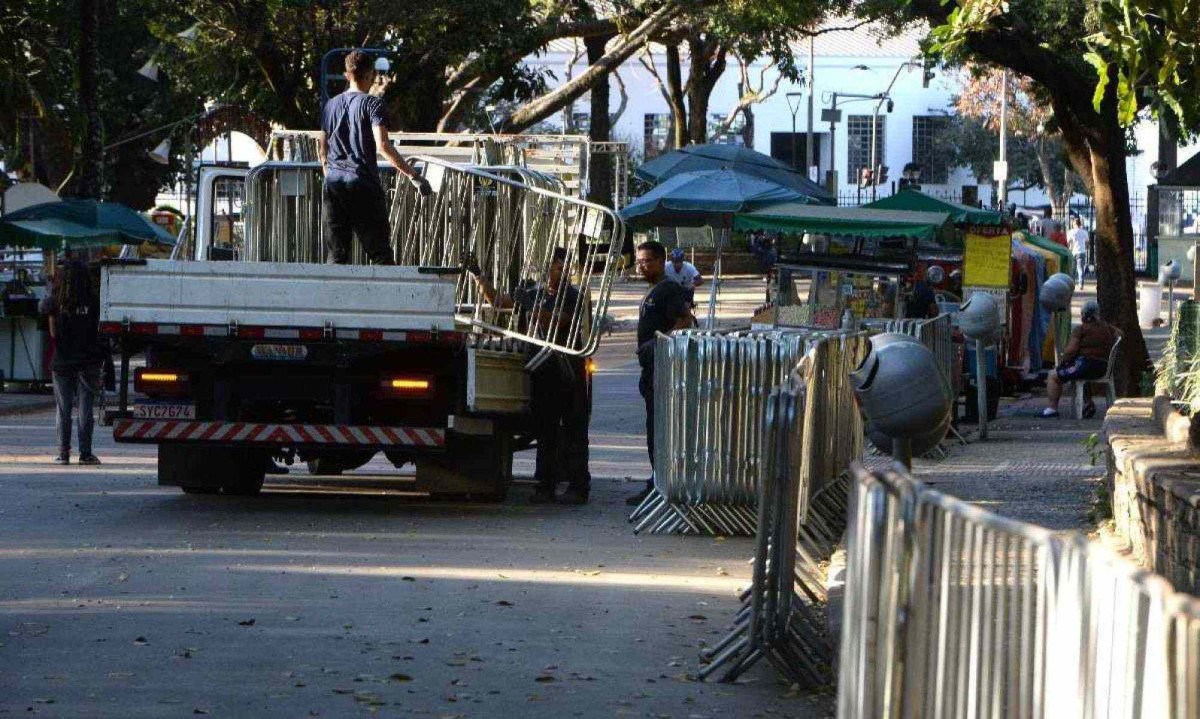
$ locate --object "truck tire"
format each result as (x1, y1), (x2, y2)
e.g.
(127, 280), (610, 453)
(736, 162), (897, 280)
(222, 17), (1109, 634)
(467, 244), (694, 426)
(160, 444), (266, 496)
(420, 432), (513, 503)
(180, 485), (220, 495)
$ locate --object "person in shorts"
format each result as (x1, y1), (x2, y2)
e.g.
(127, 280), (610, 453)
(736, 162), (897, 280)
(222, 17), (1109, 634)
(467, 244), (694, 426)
(317, 49), (430, 264)
(1042, 300), (1119, 418)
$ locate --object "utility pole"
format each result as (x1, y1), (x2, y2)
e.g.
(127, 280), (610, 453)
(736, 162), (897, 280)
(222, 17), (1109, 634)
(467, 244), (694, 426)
(786, 92), (803, 171)
(807, 36), (815, 177)
(999, 70), (1009, 210)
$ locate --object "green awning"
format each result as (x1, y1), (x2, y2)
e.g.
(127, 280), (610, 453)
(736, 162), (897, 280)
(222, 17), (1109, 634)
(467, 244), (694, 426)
(865, 189), (1005, 226)
(735, 202), (954, 242)
(1016, 230), (1075, 275)
(0, 218), (124, 250)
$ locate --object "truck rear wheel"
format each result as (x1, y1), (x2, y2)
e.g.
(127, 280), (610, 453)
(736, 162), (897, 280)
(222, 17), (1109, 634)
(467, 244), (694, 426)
(160, 444), (266, 496)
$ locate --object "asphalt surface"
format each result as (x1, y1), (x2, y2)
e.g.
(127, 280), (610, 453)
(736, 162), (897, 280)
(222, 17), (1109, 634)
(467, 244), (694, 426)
(0, 277), (831, 718)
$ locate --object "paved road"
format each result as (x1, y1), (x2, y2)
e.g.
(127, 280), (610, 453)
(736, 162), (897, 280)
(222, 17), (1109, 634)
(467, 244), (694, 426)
(0, 319), (830, 717)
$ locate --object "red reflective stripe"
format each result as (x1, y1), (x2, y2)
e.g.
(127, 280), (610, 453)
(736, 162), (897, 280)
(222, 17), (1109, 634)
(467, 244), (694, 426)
(180, 325), (205, 337)
(238, 327), (265, 339)
(133, 421), (157, 439)
(358, 329), (383, 341)
(406, 331), (431, 343)
(299, 328), (324, 341)
(131, 323), (158, 335)
(99, 322), (122, 334)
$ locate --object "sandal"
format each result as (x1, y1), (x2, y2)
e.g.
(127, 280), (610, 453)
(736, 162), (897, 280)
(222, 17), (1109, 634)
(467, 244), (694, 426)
(1040, 408), (1060, 418)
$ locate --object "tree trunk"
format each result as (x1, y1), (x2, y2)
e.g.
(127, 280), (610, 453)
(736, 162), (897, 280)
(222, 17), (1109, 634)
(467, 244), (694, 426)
(584, 34), (613, 208)
(500, 3), (680, 134)
(75, 0), (102, 198)
(684, 34), (726, 146)
(1055, 93), (1149, 394)
(665, 44), (687, 150)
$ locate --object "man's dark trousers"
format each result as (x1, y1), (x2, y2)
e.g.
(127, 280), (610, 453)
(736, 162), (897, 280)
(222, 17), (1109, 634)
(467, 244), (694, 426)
(322, 177), (394, 264)
(531, 356), (591, 493)
(638, 364), (654, 492)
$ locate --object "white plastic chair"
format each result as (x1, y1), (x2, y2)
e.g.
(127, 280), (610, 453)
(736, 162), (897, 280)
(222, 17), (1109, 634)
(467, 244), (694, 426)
(1071, 335), (1121, 419)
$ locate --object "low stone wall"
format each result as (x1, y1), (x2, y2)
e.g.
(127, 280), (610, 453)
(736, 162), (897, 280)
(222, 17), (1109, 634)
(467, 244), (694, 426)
(1103, 397), (1200, 594)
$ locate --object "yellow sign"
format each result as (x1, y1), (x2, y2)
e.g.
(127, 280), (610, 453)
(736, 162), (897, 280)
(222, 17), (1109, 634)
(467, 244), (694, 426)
(963, 232), (1012, 288)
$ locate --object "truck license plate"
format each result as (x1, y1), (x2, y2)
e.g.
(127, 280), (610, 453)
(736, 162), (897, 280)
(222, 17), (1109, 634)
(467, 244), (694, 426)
(251, 344), (309, 361)
(133, 403), (195, 419)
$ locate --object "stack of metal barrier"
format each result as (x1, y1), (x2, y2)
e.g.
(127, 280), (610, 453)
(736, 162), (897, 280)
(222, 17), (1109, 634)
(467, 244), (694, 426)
(241, 158), (624, 358)
(628, 329), (833, 535)
(698, 332), (867, 685)
(840, 464), (1200, 718)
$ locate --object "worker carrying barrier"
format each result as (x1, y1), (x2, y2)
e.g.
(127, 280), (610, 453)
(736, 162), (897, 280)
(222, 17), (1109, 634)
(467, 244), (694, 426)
(627, 328), (865, 536)
(840, 463), (1200, 718)
(699, 332), (868, 686)
(241, 158), (625, 358)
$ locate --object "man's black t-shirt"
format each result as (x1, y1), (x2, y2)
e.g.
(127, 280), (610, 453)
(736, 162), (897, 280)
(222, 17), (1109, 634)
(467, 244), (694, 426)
(906, 281), (937, 319)
(637, 280), (690, 367)
(321, 91), (388, 187)
(41, 293), (106, 370)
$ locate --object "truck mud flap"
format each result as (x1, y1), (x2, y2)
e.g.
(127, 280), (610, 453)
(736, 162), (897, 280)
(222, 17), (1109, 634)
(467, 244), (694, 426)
(114, 419), (445, 449)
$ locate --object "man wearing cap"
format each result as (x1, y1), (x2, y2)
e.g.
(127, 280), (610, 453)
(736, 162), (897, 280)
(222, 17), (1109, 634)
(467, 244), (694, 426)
(664, 248), (703, 306)
(317, 49), (431, 265)
(1042, 299), (1120, 418)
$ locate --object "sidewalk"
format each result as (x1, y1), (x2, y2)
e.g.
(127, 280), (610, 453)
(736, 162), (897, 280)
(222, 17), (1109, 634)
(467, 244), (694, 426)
(869, 395), (1106, 531)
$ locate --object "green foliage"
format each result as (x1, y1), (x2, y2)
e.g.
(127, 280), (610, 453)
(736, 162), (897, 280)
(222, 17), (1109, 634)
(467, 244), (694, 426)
(1086, 0), (1200, 135)
(1, 0), (197, 206)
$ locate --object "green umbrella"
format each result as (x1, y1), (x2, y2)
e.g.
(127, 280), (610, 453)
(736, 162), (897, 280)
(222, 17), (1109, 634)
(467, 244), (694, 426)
(0, 199), (176, 250)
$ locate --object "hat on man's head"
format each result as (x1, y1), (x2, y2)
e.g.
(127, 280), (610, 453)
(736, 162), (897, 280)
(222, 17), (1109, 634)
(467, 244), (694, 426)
(669, 248), (685, 261)
(1082, 299), (1100, 320)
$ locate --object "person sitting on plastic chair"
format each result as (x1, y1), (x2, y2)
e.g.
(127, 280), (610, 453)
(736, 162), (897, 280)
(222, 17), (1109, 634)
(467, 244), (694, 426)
(1042, 299), (1120, 418)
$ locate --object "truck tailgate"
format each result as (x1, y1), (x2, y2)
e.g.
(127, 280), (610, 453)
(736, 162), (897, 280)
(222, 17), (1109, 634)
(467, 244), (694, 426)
(100, 260), (456, 332)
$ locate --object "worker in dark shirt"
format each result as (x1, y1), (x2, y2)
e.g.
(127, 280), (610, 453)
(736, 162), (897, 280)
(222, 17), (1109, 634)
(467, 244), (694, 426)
(626, 240), (695, 506)
(317, 49), (431, 265)
(468, 248), (592, 505)
(40, 260), (108, 466)
(905, 278), (939, 319)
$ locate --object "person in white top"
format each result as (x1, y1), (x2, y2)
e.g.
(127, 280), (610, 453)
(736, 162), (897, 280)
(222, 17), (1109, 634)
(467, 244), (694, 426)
(1068, 218), (1090, 288)
(665, 248), (703, 304)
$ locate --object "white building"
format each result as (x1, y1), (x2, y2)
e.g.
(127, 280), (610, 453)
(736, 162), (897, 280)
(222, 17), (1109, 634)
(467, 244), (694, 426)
(523, 20), (992, 204)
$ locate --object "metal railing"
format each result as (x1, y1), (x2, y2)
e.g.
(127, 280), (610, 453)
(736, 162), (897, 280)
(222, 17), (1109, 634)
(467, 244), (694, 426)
(839, 463), (1200, 718)
(240, 159), (625, 357)
(699, 332), (868, 685)
(628, 329), (864, 535)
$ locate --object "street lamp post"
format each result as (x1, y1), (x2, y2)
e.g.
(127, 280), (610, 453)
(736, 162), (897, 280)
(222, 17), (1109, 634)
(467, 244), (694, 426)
(868, 60), (921, 202)
(786, 92), (804, 172)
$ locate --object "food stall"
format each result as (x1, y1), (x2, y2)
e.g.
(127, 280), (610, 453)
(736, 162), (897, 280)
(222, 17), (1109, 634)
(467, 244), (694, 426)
(733, 203), (955, 328)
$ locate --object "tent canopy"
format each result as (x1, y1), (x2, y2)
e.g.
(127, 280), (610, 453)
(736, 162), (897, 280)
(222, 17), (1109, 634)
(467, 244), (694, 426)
(735, 202), (955, 243)
(620, 169), (803, 228)
(1015, 230), (1075, 274)
(637, 143), (835, 205)
(0, 199), (175, 250)
(865, 189), (1005, 226)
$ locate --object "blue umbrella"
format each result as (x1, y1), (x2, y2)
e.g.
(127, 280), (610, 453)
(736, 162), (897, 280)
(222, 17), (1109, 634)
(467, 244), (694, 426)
(620, 168), (804, 228)
(0, 199), (176, 250)
(637, 143), (835, 206)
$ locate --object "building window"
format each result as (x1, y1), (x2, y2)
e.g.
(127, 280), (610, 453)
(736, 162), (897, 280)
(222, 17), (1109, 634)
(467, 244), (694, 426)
(911, 116), (951, 184)
(644, 113), (671, 159)
(570, 112), (590, 134)
(708, 113), (744, 146)
(846, 115), (885, 180)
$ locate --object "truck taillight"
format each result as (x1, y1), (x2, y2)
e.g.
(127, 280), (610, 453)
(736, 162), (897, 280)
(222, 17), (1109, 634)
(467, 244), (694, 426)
(380, 376), (433, 397)
(135, 368), (191, 396)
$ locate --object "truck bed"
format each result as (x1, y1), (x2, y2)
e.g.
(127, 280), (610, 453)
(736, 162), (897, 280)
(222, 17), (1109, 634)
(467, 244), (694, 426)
(100, 260), (457, 333)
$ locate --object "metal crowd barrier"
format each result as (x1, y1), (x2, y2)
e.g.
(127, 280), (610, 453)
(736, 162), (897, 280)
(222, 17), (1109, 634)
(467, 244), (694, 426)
(240, 159), (625, 358)
(839, 463), (1200, 718)
(628, 329), (861, 535)
(699, 332), (868, 685)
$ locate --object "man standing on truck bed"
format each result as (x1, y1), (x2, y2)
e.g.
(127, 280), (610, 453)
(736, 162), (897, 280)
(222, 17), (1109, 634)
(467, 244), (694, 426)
(626, 240), (695, 507)
(317, 49), (431, 265)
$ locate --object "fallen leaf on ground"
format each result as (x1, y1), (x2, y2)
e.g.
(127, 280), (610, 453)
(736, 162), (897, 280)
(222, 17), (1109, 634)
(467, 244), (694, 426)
(237, 619), (255, 627)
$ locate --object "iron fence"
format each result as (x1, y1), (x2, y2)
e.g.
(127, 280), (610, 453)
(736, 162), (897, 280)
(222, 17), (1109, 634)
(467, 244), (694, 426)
(699, 332), (868, 685)
(839, 463), (1200, 718)
(628, 328), (865, 536)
